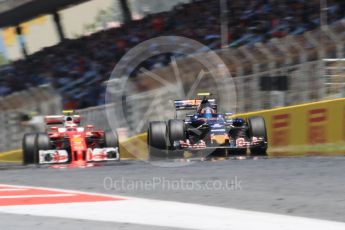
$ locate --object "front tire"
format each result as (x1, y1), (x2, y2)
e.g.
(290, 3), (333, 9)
(248, 116), (267, 156)
(148, 121), (168, 160)
(167, 119), (186, 159)
(104, 130), (120, 160)
(22, 133), (37, 165)
(35, 133), (51, 164)
(104, 130), (120, 148)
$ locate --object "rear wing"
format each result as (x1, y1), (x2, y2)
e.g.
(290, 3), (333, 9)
(173, 99), (217, 111)
(44, 115), (81, 125)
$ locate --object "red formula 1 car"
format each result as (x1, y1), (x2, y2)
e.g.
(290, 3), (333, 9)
(22, 111), (120, 167)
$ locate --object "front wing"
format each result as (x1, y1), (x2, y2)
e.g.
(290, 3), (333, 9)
(176, 137), (267, 151)
(38, 147), (119, 164)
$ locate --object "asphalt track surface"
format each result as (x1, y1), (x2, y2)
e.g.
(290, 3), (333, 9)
(0, 156), (345, 229)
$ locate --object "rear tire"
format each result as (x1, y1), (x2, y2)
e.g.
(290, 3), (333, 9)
(248, 116), (267, 156)
(22, 133), (37, 165)
(167, 119), (186, 159)
(35, 133), (51, 164)
(148, 121), (168, 160)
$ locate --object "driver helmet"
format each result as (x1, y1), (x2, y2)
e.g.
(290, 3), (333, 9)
(64, 116), (77, 127)
(197, 98), (210, 113)
(201, 107), (214, 119)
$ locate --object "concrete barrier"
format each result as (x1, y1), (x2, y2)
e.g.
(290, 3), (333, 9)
(120, 133), (147, 160)
(0, 149), (22, 162)
(235, 98), (345, 156)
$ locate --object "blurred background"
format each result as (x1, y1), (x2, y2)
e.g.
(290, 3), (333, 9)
(0, 0), (344, 151)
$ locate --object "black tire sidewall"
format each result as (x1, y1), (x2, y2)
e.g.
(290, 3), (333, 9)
(35, 133), (51, 164)
(148, 121), (167, 160)
(104, 130), (119, 148)
(247, 116), (268, 155)
(22, 133), (37, 165)
(248, 116), (267, 140)
(168, 119), (186, 148)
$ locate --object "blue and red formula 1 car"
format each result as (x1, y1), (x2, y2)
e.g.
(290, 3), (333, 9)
(148, 93), (268, 160)
(22, 111), (120, 167)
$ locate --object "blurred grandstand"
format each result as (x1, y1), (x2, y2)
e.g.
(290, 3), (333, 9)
(0, 0), (345, 151)
(1, 0), (344, 107)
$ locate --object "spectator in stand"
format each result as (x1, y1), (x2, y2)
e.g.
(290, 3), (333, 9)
(0, 0), (344, 108)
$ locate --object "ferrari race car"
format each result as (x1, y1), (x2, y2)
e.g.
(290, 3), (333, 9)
(22, 111), (120, 166)
(147, 93), (268, 160)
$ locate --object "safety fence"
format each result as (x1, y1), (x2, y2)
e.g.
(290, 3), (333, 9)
(0, 85), (61, 151)
(77, 20), (345, 139)
(79, 86), (181, 137)
(77, 59), (329, 137)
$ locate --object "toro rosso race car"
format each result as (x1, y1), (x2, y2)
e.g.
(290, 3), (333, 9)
(22, 111), (120, 167)
(148, 93), (268, 160)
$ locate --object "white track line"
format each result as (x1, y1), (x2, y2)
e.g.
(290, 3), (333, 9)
(1, 199), (345, 230)
(0, 184), (344, 230)
(0, 189), (27, 192)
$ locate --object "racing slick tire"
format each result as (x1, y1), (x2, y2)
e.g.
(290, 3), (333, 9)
(148, 121), (168, 160)
(35, 133), (52, 164)
(104, 130), (120, 160)
(167, 119), (186, 159)
(104, 130), (120, 148)
(248, 116), (267, 156)
(22, 133), (37, 165)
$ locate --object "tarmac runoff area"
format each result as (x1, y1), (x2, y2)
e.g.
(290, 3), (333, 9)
(0, 156), (345, 229)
